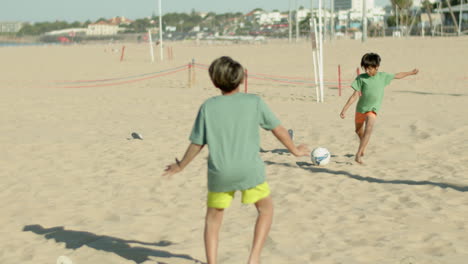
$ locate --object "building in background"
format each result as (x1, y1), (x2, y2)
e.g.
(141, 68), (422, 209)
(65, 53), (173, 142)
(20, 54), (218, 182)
(108, 16), (134, 26)
(334, 0), (375, 11)
(334, 0), (387, 33)
(86, 21), (119, 36)
(0, 21), (23, 33)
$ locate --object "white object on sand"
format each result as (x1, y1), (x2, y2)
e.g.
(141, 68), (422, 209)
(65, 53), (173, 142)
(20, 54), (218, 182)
(57, 256), (73, 264)
(311, 147), (331, 166)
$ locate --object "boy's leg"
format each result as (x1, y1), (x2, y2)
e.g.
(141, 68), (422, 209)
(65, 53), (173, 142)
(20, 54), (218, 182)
(355, 113), (377, 164)
(204, 207), (224, 264)
(355, 112), (366, 156)
(355, 122), (365, 141)
(248, 196), (273, 264)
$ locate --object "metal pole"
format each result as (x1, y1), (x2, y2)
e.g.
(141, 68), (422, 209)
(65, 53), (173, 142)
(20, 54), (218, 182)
(362, 0), (367, 42)
(318, 0), (325, 102)
(314, 18), (319, 54)
(331, 0), (335, 40)
(148, 29), (155, 63)
(296, 0), (300, 42)
(438, 1), (443, 35)
(289, 0), (293, 43)
(313, 51), (319, 102)
(396, 7), (399, 32)
(459, 0), (464, 36)
(158, 0), (164, 61)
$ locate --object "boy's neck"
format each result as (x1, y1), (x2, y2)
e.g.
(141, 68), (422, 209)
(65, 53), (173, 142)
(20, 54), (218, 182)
(222, 88), (240, 96)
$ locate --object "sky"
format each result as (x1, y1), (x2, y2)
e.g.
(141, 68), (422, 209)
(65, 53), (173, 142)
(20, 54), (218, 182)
(1, 0), (390, 23)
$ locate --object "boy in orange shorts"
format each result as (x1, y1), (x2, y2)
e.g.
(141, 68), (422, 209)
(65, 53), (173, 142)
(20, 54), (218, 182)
(340, 53), (418, 164)
(163, 56), (310, 264)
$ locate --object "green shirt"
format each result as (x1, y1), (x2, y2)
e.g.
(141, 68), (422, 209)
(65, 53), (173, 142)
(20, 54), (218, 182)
(190, 93), (281, 192)
(352, 72), (395, 113)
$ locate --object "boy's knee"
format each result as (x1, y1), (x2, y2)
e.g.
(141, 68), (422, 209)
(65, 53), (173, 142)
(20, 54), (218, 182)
(206, 208), (224, 216)
(255, 197), (273, 213)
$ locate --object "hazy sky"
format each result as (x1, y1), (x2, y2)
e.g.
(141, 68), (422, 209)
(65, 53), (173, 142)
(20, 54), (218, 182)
(1, 0), (389, 22)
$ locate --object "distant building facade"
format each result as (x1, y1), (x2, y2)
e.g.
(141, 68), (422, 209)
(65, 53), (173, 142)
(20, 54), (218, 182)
(108, 16), (133, 26)
(335, 0), (353, 11)
(0, 22), (23, 33)
(334, 0), (375, 11)
(87, 21), (119, 35)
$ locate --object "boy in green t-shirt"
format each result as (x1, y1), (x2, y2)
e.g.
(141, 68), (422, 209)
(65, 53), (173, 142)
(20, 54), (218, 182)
(163, 56), (309, 264)
(340, 53), (418, 164)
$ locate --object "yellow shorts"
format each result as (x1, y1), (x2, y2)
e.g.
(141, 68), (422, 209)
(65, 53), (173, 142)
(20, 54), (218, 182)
(207, 182), (271, 209)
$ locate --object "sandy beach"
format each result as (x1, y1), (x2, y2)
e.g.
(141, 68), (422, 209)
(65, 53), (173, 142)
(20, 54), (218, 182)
(1, 36), (468, 264)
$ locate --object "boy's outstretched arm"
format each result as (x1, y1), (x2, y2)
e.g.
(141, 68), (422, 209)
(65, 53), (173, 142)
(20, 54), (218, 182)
(394, 69), (419, 79)
(271, 125), (310, 157)
(163, 143), (205, 177)
(340, 90), (360, 119)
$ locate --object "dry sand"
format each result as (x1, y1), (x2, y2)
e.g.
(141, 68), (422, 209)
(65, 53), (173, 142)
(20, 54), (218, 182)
(1, 37), (468, 264)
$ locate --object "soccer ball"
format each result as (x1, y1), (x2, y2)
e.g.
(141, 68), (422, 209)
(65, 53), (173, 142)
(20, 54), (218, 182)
(311, 147), (331, 166)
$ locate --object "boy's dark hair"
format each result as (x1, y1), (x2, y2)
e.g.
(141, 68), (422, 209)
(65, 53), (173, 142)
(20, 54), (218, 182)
(360, 53), (381, 69)
(209, 56), (244, 92)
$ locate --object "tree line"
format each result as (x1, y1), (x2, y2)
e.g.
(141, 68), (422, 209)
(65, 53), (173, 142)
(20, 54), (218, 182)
(17, 11), (244, 36)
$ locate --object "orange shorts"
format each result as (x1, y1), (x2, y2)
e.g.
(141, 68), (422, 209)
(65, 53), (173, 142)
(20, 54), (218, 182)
(355, 111), (377, 124)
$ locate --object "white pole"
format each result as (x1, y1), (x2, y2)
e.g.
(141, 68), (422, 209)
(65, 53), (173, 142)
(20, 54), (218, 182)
(313, 17), (322, 101)
(324, 10), (328, 41)
(312, 51), (319, 102)
(318, 0), (325, 102)
(438, 1), (443, 35)
(296, 0), (300, 42)
(313, 18), (319, 52)
(289, 0), (293, 43)
(158, 0), (164, 61)
(459, 0), (464, 36)
(313, 18), (322, 101)
(148, 29), (155, 63)
(422, 21), (425, 37)
(331, 0), (335, 40)
(362, 0), (368, 42)
(396, 7), (399, 32)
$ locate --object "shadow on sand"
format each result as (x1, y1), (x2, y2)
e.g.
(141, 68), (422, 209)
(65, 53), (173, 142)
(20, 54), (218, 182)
(23, 224), (204, 264)
(264, 160), (468, 193)
(395, 90), (466, 97)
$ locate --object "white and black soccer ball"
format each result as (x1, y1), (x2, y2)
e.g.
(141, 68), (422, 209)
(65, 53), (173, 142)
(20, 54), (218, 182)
(311, 147), (331, 166)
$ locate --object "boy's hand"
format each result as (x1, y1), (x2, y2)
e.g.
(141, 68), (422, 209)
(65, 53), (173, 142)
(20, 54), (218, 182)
(162, 162), (182, 177)
(411, 69), (419, 75)
(293, 144), (310, 157)
(340, 111), (346, 119)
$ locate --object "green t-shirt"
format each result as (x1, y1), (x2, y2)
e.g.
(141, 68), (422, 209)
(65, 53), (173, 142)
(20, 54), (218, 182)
(352, 72), (395, 113)
(190, 93), (281, 192)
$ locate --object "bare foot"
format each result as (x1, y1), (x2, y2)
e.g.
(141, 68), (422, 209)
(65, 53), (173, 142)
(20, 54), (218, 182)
(355, 154), (364, 165)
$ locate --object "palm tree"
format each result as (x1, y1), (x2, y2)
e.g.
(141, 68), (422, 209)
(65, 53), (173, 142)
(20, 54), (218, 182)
(444, 0), (460, 32)
(422, 0), (434, 34)
(391, 0), (413, 34)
